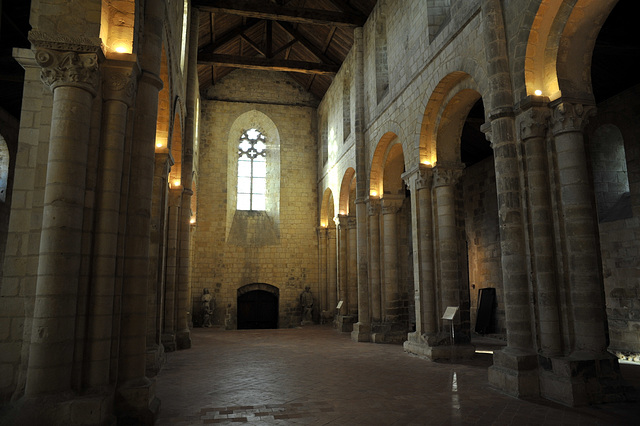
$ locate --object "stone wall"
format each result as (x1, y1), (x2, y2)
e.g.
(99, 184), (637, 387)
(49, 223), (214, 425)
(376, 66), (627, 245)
(586, 85), (640, 356)
(191, 69), (319, 329)
(463, 157), (504, 334)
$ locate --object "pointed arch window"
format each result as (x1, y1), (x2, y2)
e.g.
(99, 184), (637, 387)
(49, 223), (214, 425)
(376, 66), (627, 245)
(237, 128), (266, 211)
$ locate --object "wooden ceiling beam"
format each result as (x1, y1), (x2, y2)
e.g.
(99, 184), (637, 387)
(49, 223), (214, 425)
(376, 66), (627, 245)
(199, 18), (261, 54)
(198, 53), (339, 75)
(193, 0), (366, 27)
(275, 21), (338, 65)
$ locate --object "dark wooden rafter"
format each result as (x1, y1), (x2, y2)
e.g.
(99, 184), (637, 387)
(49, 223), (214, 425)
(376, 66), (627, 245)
(200, 18), (262, 54)
(307, 25), (337, 90)
(198, 53), (339, 75)
(275, 21), (338, 65)
(193, 0), (366, 27)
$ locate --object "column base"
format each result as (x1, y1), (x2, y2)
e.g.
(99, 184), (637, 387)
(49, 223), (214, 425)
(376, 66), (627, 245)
(115, 378), (160, 426)
(488, 348), (539, 398)
(176, 329), (192, 350)
(370, 322), (409, 344)
(145, 343), (166, 377)
(538, 352), (632, 406)
(5, 390), (115, 426)
(337, 315), (355, 332)
(403, 332), (476, 360)
(351, 322), (371, 342)
(161, 333), (176, 352)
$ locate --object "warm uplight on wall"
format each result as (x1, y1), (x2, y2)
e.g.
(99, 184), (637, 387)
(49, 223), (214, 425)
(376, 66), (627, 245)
(370, 190), (378, 197)
(114, 44), (129, 54)
(534, 89), (542, 96)
(190, 216), (196, 224)
(156, 138), (165, 148)
(422, 160), (432, 166)
(172, 179), (181, 188)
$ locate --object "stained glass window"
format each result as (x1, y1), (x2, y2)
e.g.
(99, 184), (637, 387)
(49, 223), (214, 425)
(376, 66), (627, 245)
(237, 128), (266, 210)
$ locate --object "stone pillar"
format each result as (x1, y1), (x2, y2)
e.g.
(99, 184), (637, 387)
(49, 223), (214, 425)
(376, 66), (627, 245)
(350, 28), (370, 342)
(336, 214), (348, 316)
(433, 164), (463, 314)
(162, 188), (182, 352)
(517, 97), (562, 357)
(351, 198), (371, 341)
(368, 198), (382, 323)
(176, 8), (200, 351)
(347, 216), (358, 317)
(317, 227), (328, 313)
(381, 197), (402, 323)
(146, 152), (171, 374)
(403, 165), (440, 358)
(26, 48), (100, 396)
(85, 57), (138, 390)
(550, 100), (607, 355)
(327, 225), (338, 317)
(115, 2), (164, 420)
(485, 110), (539, 398)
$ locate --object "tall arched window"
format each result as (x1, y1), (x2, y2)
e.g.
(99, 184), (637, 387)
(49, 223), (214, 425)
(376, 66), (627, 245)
(237, 128), (266, 210)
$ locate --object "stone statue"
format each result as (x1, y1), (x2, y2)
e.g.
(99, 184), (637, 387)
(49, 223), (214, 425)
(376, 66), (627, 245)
(299, 286), (314, 324)
(201, 288), (213, 327)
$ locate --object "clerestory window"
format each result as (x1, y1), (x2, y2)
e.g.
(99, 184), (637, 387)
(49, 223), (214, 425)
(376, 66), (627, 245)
(237, 128), (266, 211)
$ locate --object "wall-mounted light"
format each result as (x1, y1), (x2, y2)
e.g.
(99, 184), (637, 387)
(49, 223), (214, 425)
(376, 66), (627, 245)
(172, 179), (181, 188)
(114, 44), (129, 54)
(534, 89), (542, 96)
(422, 160), (432, 166)
(370, 190), (378, 197)
(190, 217), (196, 224)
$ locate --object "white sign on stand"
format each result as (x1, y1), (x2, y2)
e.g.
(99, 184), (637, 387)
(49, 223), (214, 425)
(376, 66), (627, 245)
(442, 306), (459, 360)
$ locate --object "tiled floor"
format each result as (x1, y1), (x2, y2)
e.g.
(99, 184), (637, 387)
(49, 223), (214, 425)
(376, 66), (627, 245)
(155, 326), (640, 425)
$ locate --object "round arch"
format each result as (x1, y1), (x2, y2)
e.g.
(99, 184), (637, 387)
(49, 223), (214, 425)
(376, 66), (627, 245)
(370, 132), (399, 198)
(320, 187), (335, 227)
(524, 0), (617, 101)
(338, 168), (356, 216)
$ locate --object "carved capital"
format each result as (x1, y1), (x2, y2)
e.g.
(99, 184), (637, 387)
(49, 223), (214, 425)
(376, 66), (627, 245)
(518, 106), (550, 141)
(416, 167), (434, 190)
(35, 49), (100, 95)
(334, 214), (349, 228)
(155, 152), (174, 178)
(103, 59), (139, 105)
(381, 197), (403, 215)
(28, 30), (102, 54)
(433, 163), (464, 188)
(346, 216), (357, 229)
(367, 198), (380, 216)
(549, 101), (596, 136)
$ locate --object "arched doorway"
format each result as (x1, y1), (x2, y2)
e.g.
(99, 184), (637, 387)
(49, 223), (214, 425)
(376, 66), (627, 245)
(237, 283), (279, 329)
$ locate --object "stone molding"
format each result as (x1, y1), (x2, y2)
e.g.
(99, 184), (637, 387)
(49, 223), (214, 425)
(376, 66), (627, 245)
(402, 164), (433, 191)
(549, 100), (596, 136)
(28, 30), (103, 54)
(35, 48), (100, 95)
(155, 152), (174, 178)
(433, 164), (464, 188)
(334, 214), (349, 228)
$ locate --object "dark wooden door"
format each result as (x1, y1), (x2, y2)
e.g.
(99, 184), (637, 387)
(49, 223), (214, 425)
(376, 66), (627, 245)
(237, 290), (278, 329)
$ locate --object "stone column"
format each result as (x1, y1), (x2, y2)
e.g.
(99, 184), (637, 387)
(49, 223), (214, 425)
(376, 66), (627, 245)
(347, 216), (358, 317)
(327, 225), (338, 316)
(115, 3), (164, 420)
(336, 214), (348, 316)
(85, 57), (138, 389)
(162, 188), (182, 352)
(485, 110), (538, 398)
(317, 227), (328, 312)
(26, 48), (100, 396)
(402, 165), (436, 348)
(176, 8), (200, 350)
(381, 197), (402, 322)
(517, 97), (562, 357)
(433, 164), (463, 315)
(350, 28), (370, 342)
(368, 198), (382, 323)
(549, 100), (606, 355)
(146, 152), (171, 373)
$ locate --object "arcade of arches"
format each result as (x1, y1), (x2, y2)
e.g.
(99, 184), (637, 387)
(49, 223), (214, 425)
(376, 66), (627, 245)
(0, 0), (639, 424)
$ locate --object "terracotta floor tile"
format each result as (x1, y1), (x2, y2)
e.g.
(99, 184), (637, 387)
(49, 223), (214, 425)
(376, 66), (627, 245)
(155, 326), (640, 425)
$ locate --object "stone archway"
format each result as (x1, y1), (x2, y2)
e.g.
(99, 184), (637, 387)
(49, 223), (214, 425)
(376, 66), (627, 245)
(237, 283), (279, 329)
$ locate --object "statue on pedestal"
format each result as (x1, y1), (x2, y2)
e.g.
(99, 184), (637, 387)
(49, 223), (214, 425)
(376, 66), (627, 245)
(299, 286), (314, 325)
(201, 288), (214, 327)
